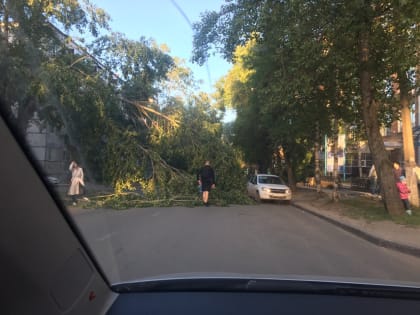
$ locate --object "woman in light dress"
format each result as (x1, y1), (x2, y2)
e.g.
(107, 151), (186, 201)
(68, 161), (85, 205)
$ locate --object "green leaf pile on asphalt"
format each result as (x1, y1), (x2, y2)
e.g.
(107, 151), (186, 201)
(82, 165), (255, 209)
(83, 186), (255, 210)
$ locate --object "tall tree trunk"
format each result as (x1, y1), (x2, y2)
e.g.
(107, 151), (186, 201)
(399, 72), (419, 207)
(359, 31), (403, 215)
(314, 122), (322, 194)
(54, 100), (95, 184)
(1, 1), (11, 118)
(286, 158), (296, 191)
(358, 151), (363, 177)
(16, 97), (36, 134)
(332, 118), (339, 201)
(1, 0), (10, 45)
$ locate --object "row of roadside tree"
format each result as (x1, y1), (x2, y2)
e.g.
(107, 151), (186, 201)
(192, 0), (419, 214)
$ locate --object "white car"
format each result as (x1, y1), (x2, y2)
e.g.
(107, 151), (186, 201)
(247, 174), (292, 203)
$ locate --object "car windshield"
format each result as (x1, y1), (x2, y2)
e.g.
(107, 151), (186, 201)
(2, 0), (420, 288)
(259, 176), (285, 185)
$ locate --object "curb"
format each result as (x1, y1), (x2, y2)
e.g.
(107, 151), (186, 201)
(292, 202), (420, 259)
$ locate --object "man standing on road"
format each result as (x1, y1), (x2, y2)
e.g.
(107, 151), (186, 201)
(197, 160), (216, 206)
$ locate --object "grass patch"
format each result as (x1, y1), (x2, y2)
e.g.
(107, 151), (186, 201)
(392, 211), (420, 226)
(340, 198), (420, 226)
(341, 198), (391, 221)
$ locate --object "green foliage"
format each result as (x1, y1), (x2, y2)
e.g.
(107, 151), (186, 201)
(90, 33), (175, 101)
(192, 0), (262, 65)
(86, 187), (254, 210)
(193, 0), (419, 197)
(85, 170), (253, 210)
(0, 0), (110, 129)
(1, 0), (254, 209)
(150, 92), (248, 203)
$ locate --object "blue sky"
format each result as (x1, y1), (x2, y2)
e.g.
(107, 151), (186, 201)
(90, 0), (231, 93)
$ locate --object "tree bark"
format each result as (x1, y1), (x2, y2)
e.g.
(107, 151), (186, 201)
(286, 159), (296, 191)
(314, 122), (322, 194)
(1, 1), (10, 45)
(332, 118), (339, 201)
(359, 31), (403, 215)
(17, 97), (36, 134)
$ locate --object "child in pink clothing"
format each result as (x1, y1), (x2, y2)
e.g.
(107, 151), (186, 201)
(396, 176), (411, 215)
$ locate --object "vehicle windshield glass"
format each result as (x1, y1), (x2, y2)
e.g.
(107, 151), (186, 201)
(259, 176), (284, 185)
(2, 0), (420, 288)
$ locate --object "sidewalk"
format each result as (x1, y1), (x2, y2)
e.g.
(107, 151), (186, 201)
(292, 186), (420, 258)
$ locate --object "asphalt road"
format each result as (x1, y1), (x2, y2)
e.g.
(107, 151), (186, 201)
(71, 203), (420, 284)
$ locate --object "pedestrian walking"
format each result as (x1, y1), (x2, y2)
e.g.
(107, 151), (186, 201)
(368, 164), (379, 195)
(68, 160), (85, 206)
(396, 176), (412, 215)
(197, 160), (216, 206)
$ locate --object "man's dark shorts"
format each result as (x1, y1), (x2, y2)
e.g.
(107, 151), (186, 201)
(201, 181), (212, 192)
